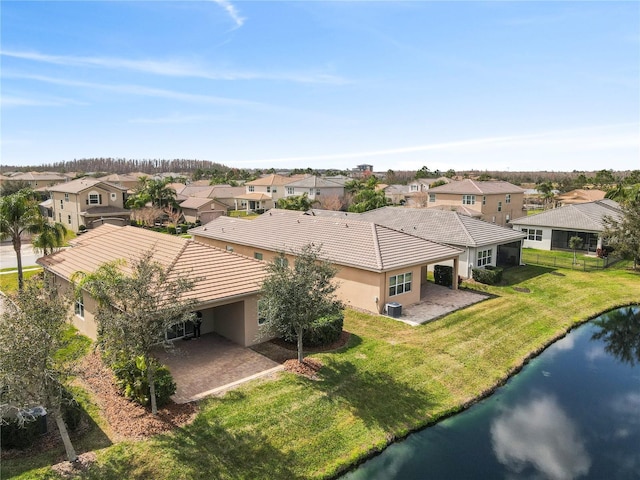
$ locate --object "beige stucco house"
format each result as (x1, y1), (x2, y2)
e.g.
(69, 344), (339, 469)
(426, 180), (525, 226)
(235, 174), (304, 212)
(190, 209), (463, 315)
(5, 171), (67, 189)
(283, 175), (345, 203)
(37, 224), (269, 347)
(46, 178), (130, 232)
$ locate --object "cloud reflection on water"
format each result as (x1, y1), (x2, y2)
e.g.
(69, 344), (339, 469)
(490, 395), (591, 480)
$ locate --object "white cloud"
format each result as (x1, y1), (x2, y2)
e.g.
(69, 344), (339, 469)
(0, 49), (346, 85)
(0, 94), (86, 108)
(491, 395), (591, 480)
(212, 0), (245, 29)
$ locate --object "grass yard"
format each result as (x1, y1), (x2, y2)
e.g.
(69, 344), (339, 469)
(3, 264), (640, 479)
(522, 247), (613, 270)
(0, 269), (43, 294)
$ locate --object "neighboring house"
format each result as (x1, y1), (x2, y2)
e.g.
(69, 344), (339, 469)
(282, 175), (345, 203)
(426, 179), (525, 226)
(179, 196), (227, 223)
(46, 178), (130, 231)
(7, 171), (67, 189)
(555, 189), (606, 206)
(314, 206), (526, 279)
(211, 186), (247, 210)
(236, 174), (301, 212)
(37, 224), (269, 347)
(510, 200), (622, 252)
(97, 173), (140, 191)
(380, 184), (412, 205)
(190, 209), (463, 315)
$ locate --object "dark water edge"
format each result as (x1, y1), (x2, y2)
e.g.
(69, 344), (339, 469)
(338, 305), (640, 480)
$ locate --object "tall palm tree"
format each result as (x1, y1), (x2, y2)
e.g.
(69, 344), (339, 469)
(32, 221), (68, 256)
(0, 190), (43, 290)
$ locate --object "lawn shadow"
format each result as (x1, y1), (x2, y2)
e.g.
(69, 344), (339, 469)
(500, 265), (557, 286)
(149, 404), (305, 480)
(316, 357), (432, 433)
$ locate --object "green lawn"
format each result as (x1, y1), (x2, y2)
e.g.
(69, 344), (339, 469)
(0, 269), (43, 294)
(522, 247), (612, 271)
(3, 264), (640, 479)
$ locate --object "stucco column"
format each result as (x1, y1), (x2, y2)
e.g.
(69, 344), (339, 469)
(452, 257), (459, 290)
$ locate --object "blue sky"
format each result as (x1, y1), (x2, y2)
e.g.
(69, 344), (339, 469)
(1, 1), (638, 172)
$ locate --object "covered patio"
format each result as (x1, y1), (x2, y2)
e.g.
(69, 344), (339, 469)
(154, 333), (282, 404)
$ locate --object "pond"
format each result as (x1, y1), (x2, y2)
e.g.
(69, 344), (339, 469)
(341, 306), (640, 480)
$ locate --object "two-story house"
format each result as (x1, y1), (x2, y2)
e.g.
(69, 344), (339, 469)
(235, 174), (303, 212)
(47, 178), (130, 231)
(282, 175), (345, 203)
(426, 179), (525, 226)
(8, 171), (67, 189)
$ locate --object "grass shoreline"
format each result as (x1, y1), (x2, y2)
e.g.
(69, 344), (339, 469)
(3, 264), (640, 479)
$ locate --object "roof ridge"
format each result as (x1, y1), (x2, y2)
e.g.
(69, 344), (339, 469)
(165, 238), (190, 275)
(454, 213), (478, 247)
(370, 224), (385, 270)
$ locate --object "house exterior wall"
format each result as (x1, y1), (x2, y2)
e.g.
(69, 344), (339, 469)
(193, 235), (428, 315)
(284, 186), (345, 201)
(429, 192), (524, 226)
(52, 277), (99, 340)
(511, 224), (553, 250)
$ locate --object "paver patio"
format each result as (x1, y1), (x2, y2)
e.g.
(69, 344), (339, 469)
(154, 333), (282, 403)
(395, 282), (489, 325)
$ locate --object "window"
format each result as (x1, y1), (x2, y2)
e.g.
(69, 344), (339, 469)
(389, 272), (412, 297)
(275, 256), (288, 267)
(110, 192), (117, 201)
(506, 194), (511, 204)
(286, 187), (294, 195)
(226, 246), (234, 252)
(254, 252), (263, 260)
(67, 215), (72, 225)
(462, 195), (475, 205)
(64, 193), (69, 202)
(166, 321), (194, 340)
(497, 201), (502, 212)
(410, 184), (419, 192)
(272, 188), (277, 193)
(74, 298), (84, 319)
(266, 186), (271, 193)
(258, 299), (267, 325)
(60, 199), (64, 210)
(429, 193), (436, 203)
(482, 196), (486, 206)
(316, 189), (321, 196)
(522, 228), (543, 241)
(88, 193), (100, 205)
(477, 249), (492, 267)
(309, 188), (314, 195)
(248, 186), (255, 192)
(506, 214), (510, 223)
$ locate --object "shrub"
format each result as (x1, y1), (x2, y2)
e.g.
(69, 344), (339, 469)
(78, 224), (87, 232)
(1, 409), (47, 450)
(285, 313), (344, 347)
(167, 226), (176, 235)
(112, 356), (176, 408)
(434, 265), (453, 287)
(472, 266), (503, 285)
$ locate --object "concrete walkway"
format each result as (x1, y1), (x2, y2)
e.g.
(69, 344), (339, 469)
(154, 333), (283, 403)
(394, 283), (488, 326)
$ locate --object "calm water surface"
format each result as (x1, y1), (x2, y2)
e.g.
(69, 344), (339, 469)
(341, 306), (640, 480)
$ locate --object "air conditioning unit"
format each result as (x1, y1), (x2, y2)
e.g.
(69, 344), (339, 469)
(386, 302), (402, 318)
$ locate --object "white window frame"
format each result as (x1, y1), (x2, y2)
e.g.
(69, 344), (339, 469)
(60, 199), (64, 210)
(64, 193), (69, 202)
(410, 184), (419, 192)
(67, 215), (72, 225)
(505, 194), (511, 204)
(498, 201), (502, 212)
(522, 228), (543, 241)
(389, 272), (412, 297)
(266, 186), (271, 193)
(482, 196), (486, 205)
(74, 298), (85, 319)
(248, 185), (255, 192)
(462, 195), (476, 205)
(88, 192), (100, 205)
(286, 187), (294, 195)
(429, 193), (436, 203)
(477, 249), (492, 267)
(110, 192), (117, 201)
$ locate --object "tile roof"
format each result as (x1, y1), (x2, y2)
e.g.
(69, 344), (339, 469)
(284, 175), (344, 188)
(555, 189), (606, 204)
(246, 174), (297, 187)
(314, 207), (525, 247)
(510, 200), (622, 232)
(47, 178), (127, 194)
(211, 186), (246, 198)
(179, 197), (216, 209)
(97, 173), (139, 183)
(10, 172), (66, 181)
(190, 209), (462, 272)
(39, 225), (266, 304)
(428, 179), (525, 195)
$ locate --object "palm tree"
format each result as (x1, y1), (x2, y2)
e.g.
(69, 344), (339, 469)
(32, 221), (68, 256)
(0, 190), (43, 290)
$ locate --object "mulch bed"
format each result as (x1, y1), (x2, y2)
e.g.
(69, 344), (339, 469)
(251, 330), (351, 364)
(282, 358), (324, 380)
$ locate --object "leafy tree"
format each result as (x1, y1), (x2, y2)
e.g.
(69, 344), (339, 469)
(591, 306), (640, 366)
(603, 199), (640, 270)
(415, 166), (431, 179)
(259, 245), (343, 362)
(606, 184), (640, 205)
(568, 236), (584, 264)
(0, 180), (31, 196)
(429, 179), (447, 188)
(32, 221), (68, 256)
(74, 251), (197, 414)
(477, 173), (491, 181)
(536, 181), (555, 209)
(593, 169), (616, 188)
(348, 188), (389, 213)
(277, 193), (315, 211)
(0, 190), (43, 290)
(0, 277), (84, 461)
(444, 169), (456, 179)
(126, 177), (178, 209)
(624, 170), (640, 185)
